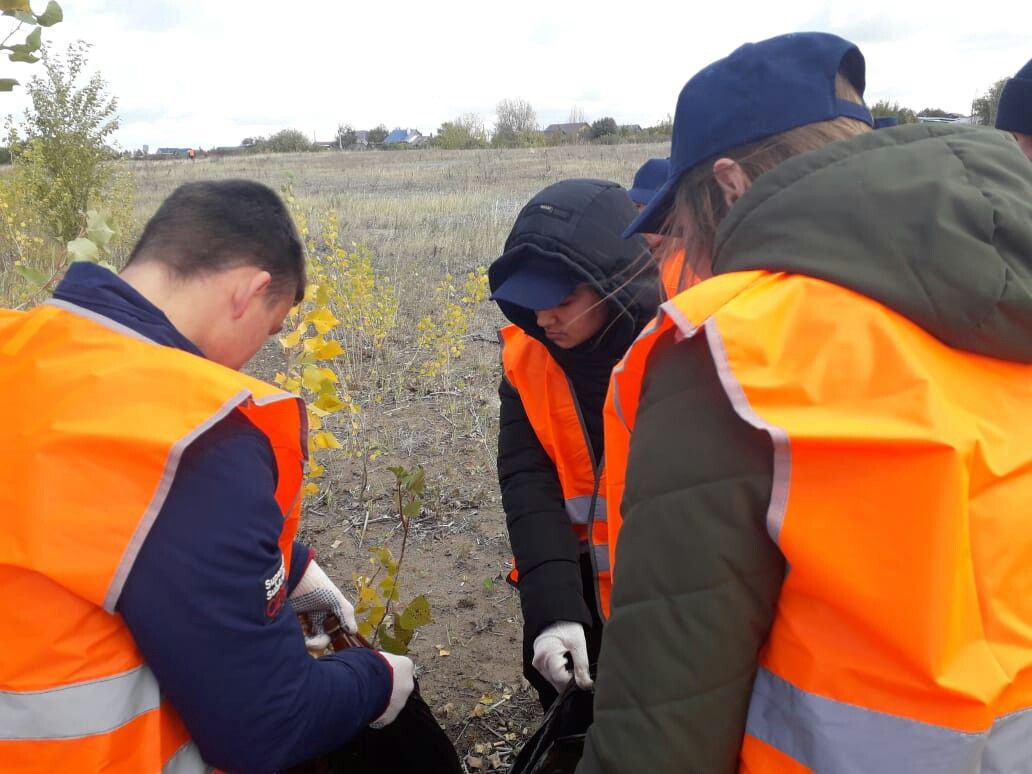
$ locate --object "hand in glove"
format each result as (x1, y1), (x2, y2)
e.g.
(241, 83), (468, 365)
(289, 560), (358, 650)
(370, 651), (415, 728)
(532, 621), (593, 691)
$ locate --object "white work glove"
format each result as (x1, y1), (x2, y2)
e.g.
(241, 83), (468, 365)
(532, 621), (593, 692)
(370, 651), (415, 728)
(288, 560), (358, 649)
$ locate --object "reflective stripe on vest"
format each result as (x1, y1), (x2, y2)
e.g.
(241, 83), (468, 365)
(0, 666), (159, 741)
(610, 270), (1032, 770)
(499, 325), (610, 616)
(566, 495), (607, 525)
(0, 667), (211, 771)
(0, 302), (306, 772)
(591, 543), (610, 574)
(746, 668), (1032, 774)
(164, 742), (211, 774)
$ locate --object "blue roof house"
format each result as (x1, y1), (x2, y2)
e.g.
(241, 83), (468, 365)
(383, 128), (425, 146)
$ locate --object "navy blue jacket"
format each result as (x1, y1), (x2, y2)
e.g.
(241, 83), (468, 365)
(53, 264), (392, 773)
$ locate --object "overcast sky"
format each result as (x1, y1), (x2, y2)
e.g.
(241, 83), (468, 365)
(5, 0), (1031, 149)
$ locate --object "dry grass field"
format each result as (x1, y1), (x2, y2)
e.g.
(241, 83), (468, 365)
(62, 142), (669, 771)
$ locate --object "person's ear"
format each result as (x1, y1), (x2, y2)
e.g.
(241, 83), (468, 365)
(229, 268), (272, 320)
(712, 158), (751, 209)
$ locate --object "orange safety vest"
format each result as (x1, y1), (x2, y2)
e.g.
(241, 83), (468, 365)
(600, 328), (652, 619)
(0, 300), (307, 773)
(599, 246), (693, 619)
(607, 270), (1032, 770)
(499, 325), (611, 618)
(659, 248), (688, 299)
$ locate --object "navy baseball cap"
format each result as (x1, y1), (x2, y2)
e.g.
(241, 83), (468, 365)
(628, 158), (670, 206)
(490, 255), (582, 311)
(625, 32), (873, 237)
(996, 57), (1032, 135)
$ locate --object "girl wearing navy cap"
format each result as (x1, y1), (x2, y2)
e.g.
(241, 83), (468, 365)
(627, 157), (690, 297)
(582, 32), (1032, 773)
(489, 178), (659, 711)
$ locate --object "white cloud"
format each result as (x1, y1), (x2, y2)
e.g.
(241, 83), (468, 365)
(4, 0), (1030, 148)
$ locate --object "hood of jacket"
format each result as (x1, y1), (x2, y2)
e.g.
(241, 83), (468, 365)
(713, 123), (1032, 363)
(489, 178), (660, 368)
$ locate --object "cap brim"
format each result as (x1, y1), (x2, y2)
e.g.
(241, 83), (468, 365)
(627, 186), (656, 206)
(489, 262), (581, 311)
(622, 175), (678, 237)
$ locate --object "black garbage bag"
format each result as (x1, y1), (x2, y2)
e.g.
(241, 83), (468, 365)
(509, 681), (594, 774)
(284, 613), (462, 774)
(283, 681), (462, 774)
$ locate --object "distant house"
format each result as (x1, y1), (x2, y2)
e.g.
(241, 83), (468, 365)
(353, 130), (370, 148)
(384, 128), (424, 146)
(543, 122), (591, 140)
(156, 147), (191, 158)
(313, 140), (338, 150)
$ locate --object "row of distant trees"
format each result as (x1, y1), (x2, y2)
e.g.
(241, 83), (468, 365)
(229, 99), (672, 157)
(870, 78), (1009, 127)
(231, 126), (392, 154)
(431, 99), (672, 150)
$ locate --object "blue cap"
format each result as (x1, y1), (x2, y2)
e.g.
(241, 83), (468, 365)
(874, 116), (899, 129)
(996, 57), (1032, 135)
(490, 255), (582, 311)
(625, 32), (872, 237)
(628, 158), (670, 206)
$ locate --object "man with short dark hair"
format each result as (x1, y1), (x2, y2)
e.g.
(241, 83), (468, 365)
(0, 180), (414, 772)
(997, 56), (1032, 160)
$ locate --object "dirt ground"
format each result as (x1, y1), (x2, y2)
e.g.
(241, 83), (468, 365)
(302, 416), (540, 771)
(250, 336), (541, 772)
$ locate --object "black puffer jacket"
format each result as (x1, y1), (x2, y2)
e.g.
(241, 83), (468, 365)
(490, 179), (660, 650)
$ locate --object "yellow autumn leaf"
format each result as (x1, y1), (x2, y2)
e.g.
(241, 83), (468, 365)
(279, 326), (305, 348)
(307, 412), (323, 431)
(314, 393), (347, 413)
(358, 586), (378, 605)
(283, 378), (301, 394)
(308, 462), (325, 478)
(302, 483), (320, 497)
(313, 431), (342, 450)
(306, 307), (340, 335)
(303, 335), (325, 354)
(313, 339), (345, 361)
(273, 372), (286, 385)
(301, 366), (338, 392)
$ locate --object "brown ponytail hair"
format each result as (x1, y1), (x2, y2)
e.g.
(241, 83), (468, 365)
(661, 72), (872, 282)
